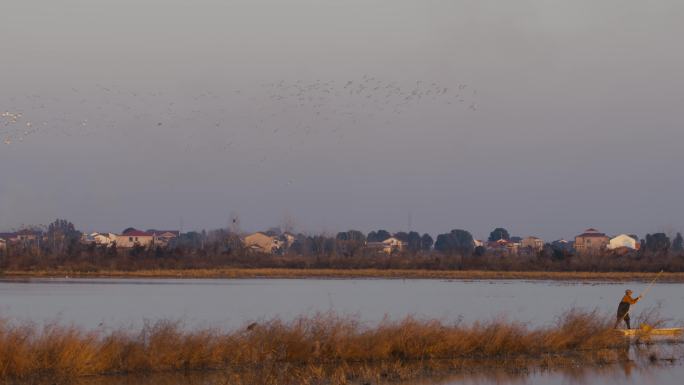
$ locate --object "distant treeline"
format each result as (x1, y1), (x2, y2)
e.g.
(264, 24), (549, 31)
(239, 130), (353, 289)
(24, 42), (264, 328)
(1, 219), (683, 273)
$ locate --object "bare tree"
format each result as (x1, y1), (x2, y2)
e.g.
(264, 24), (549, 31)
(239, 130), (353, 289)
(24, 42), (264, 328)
(229, 210), (241, 235)
(281, 211), (297, 234)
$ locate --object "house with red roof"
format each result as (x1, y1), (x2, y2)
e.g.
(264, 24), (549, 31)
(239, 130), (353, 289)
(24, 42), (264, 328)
(574, 228), (610, 254)
(115, 228), (154, 248)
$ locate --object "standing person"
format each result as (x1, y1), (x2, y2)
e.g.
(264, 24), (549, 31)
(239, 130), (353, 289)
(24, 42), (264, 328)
(615, 289), (641, 329)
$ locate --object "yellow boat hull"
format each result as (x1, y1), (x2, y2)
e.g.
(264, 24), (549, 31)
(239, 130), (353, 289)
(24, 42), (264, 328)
(616, 327), (683, 336)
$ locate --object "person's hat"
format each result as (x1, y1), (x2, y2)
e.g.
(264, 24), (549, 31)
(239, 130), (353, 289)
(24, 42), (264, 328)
(625, 289), (633, 294)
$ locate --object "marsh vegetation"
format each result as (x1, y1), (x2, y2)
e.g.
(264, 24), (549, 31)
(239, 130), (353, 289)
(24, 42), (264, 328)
(1, 309), (678, 383)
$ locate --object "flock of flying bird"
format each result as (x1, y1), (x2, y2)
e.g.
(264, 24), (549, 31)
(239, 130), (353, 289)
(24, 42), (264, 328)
(1, 111), (39, 145)
(2, 76), (478, 150)
(253, 76), (476, 140)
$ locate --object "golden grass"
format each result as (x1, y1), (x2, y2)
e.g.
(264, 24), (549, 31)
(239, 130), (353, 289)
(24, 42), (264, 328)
(0, 309), (641, 382)
(3, 268), (684, 282)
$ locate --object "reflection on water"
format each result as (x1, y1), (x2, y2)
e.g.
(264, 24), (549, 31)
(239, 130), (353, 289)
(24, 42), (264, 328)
(28, 344), (682, 385)
(406, 343), (684, 385)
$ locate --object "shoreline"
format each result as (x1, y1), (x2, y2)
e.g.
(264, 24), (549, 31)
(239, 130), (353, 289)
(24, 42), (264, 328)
(2, 268), (683, 282)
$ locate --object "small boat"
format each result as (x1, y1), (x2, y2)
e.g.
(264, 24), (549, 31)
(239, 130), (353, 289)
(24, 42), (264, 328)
(616, 327), (683, 336)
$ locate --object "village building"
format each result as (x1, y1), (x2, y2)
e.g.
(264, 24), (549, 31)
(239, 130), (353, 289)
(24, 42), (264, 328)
(0, 230), (43, 248)
(367, 237), (408, 254)
(81, 233), (94, 244)
(551, 239), (573, 252)
(115, 229), (154, 248)
(521, 236), (544, 252)
(0, 238), (6, 250)
(281, 232), (296, 247)
(574, 228), (610, 254)
(243, 232), (284, 253)
(0, 232), (16, 243)
(487, 238), (520, 254)
(15, 229), (41, 243)
(382, 237), (407, 253)
(608, 234), (639, 250)
(148, 230), (180, 246)
(90, 232), (118, 246)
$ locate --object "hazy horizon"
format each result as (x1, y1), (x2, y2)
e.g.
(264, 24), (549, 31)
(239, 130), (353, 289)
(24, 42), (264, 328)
(2, 0), (683, 241)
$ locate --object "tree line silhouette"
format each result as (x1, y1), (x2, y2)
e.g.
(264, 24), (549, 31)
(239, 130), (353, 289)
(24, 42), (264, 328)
(1, 219), (683, 272)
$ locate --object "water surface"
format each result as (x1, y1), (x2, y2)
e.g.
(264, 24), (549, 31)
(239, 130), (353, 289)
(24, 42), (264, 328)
(53, 344), (684, 385)
(1, 278), (683, 329)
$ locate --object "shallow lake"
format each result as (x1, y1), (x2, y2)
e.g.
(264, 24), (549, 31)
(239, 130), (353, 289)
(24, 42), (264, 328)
(1, 277), (684, 385)
(1, 277), (683, 330)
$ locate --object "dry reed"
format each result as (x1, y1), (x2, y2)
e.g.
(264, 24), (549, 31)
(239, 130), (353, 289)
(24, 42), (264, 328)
(0, 309), (639, 382)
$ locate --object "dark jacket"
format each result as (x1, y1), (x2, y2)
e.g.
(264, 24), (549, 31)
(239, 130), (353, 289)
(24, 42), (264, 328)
(617, 294), (639, 318)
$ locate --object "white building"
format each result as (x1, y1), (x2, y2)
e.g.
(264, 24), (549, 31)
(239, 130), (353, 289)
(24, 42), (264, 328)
(90, 232), (118, 246)
(608, 234), (639, 250)
(367, 237), (408, 254)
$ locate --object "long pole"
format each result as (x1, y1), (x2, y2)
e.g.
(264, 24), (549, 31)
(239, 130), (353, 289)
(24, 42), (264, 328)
(621, 270), (664, 324)
(640, 270), (664, 298)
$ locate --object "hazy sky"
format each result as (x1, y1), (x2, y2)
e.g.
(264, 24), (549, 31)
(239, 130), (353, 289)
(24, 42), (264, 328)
(1, 0), (683, 240)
